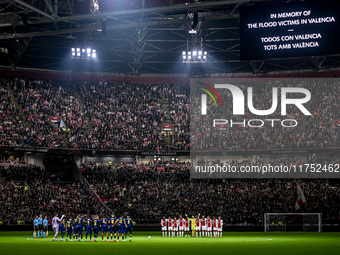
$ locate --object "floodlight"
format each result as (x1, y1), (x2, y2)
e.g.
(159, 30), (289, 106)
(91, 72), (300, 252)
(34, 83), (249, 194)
(71, 48), (75, 52)
(87, 48), (91, 53)
(181, 49), (207, 63)
(92, 53), (96, 58)
(76, 48), (80, 52)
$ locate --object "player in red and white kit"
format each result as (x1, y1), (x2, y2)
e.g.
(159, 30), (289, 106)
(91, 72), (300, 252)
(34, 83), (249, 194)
(173, 217), (178, 237)
(217, 216), (223, 237)
(168, 218), (173, 237)
(206, 216), (212, 237)
(213, 217), (218, 238)
(195, 217), (201, 237)
(178, 215), (184, 237)
(201, 216), (207, 237)
(184, 218), (190, 237)
(161, 218), (167, 237)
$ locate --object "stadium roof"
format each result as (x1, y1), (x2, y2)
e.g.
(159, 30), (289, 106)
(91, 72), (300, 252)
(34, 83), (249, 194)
(0, 0), (340, 76)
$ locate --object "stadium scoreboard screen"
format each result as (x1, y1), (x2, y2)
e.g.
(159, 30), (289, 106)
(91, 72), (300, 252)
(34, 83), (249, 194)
(239, 1), (340, 61)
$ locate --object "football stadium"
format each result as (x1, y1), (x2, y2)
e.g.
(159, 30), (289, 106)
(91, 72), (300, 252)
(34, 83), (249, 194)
(0, 0), (339, 255)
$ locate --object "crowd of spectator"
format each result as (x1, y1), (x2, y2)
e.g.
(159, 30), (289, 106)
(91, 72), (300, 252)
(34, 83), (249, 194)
(77, 82), (167, 150)
(0, 79), (28, 146)
(0, 78), (192, 150)
(0, 156), (25, 164)
(167, 84), (190, 150)
(13, 79), (85, 148)
(0, 164), (102, 225)
(78, 159), (339, 225)
(1, 77), (340, 151)
(0, 159), (339, 225)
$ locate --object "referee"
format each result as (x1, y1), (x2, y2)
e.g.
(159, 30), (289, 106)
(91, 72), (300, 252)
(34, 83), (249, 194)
(43, 216), (49, 238)
(33, 216), (39, 238)
(38, 214), (43, 238)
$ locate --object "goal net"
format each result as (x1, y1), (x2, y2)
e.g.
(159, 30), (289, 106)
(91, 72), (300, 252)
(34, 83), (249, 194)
(264, 213), (322, 232)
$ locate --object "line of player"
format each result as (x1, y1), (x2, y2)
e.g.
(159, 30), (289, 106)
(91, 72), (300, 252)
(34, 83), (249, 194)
(51, 213), (133, 242)
(161, 215), (223, 238)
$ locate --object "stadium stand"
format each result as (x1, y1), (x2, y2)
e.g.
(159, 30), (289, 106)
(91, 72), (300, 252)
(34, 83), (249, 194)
(1, 77), (340, 150)
(0, 76), (339, 227)
(1, 161), (339, 225)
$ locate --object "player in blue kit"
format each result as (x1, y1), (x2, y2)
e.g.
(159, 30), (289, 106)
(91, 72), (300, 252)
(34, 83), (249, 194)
(100, 216), (109, 242)
(43, 216), (48, 238)
(59, 219), (66, 241)
(85, 217), (93, 241)
(93, 216), (100, 242)
(66, 217), (73, 241)
(116, 215), (126, 242)
(72, 216), (79, 241)
(33, 216), (39, 238)
(124, 214), (133, 242)
(77, 215), (84, 241)
(109, 214), (117, 242)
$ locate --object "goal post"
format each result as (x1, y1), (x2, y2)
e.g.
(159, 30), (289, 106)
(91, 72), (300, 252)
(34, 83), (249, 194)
(264, 213), (322, 232)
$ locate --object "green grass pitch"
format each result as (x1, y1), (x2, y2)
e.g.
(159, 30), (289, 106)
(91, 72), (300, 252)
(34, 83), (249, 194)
(0, 231), (339, 255)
